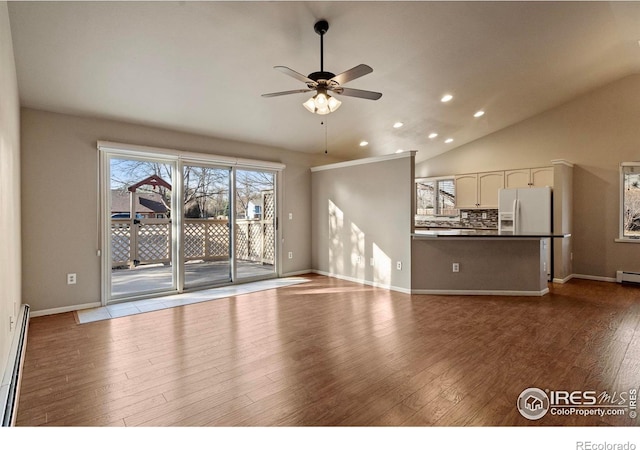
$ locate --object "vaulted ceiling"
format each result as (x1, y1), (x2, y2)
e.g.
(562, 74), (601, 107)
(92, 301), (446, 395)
(8, 1), (640, 163)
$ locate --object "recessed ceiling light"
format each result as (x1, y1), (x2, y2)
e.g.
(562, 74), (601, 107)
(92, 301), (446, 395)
(428, 132), (438, 139)
(441, 94), (453, 103)
(359, 141), (368, 147)
(395, 149), (404, 154)
(474, 110), (485, 118)
(445, 138), (454, 144)
(393, 122), (404, 129)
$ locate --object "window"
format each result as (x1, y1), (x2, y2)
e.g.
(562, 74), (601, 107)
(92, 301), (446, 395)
(621, 163), (640, 240)
(416, 178), (458, 217)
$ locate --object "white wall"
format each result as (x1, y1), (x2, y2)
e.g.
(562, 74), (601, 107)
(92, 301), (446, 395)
(311, 153), (414, 292)
(416, 75), (640, 280)
(21, 108), (338, 314)
(0, 1), (22, 381)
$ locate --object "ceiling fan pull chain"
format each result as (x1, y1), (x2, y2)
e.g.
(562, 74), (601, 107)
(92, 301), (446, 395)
(322, 120), (328, 154)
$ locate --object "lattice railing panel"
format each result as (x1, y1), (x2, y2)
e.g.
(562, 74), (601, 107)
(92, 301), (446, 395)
(236, 223), (250, 261)
(111, 218), (273, 267)
(263, 192), (275, 220)
(137, 223), (171, 263)
(184, 222), (206, 259)
(248, 223), (262, 260)
(111, 223), (131, 265)
(263, 224), (275, 263)
(206, 222), (229, 258)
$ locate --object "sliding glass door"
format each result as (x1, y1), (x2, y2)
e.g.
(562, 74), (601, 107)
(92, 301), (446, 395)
(234, 169), (276, 281)
(101, 147), (280, 305)
(108, 155), (177, 300)
(183, 164), (232, 288)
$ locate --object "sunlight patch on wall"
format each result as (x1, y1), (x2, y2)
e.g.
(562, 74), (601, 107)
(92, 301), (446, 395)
(350, 221), (365, 279)
(328, 199), (344, 274)
(373, 243), (391, 286)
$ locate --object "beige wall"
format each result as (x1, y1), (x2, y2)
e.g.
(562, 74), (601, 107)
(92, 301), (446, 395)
(416, 74), (640, 279)
(311, 154), (414, 291)
(0, 2), (21, 379)
(21, 108), (337, 314)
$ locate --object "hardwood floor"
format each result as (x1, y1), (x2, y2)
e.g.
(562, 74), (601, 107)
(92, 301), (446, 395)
(16, 274), (640, 426)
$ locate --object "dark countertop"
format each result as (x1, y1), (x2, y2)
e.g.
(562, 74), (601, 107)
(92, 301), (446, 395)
(412, 229), (571, 239)
(415, 226), (497, 230)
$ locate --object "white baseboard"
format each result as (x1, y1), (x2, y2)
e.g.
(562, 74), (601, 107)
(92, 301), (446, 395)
(280, 269), (313, 277)
(311, 270), (412, 294)
(411, 288), (550, 297)
(572, 274), (617, 283)
(552, 274), (574, 284)
(30, 302), (101, 318)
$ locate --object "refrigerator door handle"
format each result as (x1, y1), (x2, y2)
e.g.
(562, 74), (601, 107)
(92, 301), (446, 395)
(513, 199), (519, 234)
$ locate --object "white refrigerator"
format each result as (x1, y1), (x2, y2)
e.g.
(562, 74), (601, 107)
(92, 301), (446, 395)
(498, 186), (552, 279)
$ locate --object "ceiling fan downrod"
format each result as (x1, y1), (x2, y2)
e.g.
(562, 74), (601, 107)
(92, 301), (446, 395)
(314, 20), (329, 73)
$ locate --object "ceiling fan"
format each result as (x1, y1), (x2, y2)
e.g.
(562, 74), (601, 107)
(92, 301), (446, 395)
(262, 19), (382, 115)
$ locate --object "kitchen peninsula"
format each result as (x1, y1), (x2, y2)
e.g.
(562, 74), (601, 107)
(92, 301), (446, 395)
(411, 229), (571, 296)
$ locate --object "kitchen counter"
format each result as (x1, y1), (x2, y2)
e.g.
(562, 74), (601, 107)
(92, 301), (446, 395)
(412, 229), (571, 239)
(411, 229), (567, 296)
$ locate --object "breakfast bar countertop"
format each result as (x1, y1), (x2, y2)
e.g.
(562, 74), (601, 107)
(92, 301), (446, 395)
(412, 229), (571, 239)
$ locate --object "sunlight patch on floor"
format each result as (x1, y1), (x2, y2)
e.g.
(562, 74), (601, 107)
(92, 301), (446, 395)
(76, 277), (310, 324)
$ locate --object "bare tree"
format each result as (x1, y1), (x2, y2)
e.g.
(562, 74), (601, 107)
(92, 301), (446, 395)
(111, 159), (274, 220)
(624, 178), (640, 234)
(235, 170), (274, 219)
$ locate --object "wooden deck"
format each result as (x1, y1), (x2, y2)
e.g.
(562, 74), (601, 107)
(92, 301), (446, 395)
(16, 274), (640, 426)
(111, 260), (275, 297)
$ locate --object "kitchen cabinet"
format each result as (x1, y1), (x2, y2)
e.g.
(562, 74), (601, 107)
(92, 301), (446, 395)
(454, 173), (478, 208)
(505, 166), (553, 189)
(455, 171), (504, 208)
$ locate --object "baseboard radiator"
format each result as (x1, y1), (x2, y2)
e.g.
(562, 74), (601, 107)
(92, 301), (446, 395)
(616, 271), (640, 284)
(1, 304), (30, 427)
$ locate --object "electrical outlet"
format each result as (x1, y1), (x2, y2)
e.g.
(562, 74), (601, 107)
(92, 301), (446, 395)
(396, 261), (402, 270)
(288, 252), (293, 259)
(452, 263), (459, 272)
(482, 212), (487, 219)
(461, 212), (468, 219)
(288, 212), (293, 220)
(370, 258), (375, 267)
(356, 256), (362, 264)
(67, 273), (77, 285)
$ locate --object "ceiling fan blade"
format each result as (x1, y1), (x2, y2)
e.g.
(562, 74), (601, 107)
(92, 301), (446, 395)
(261, 89), (314, 98)
(333, 87), (382, 100)
(330, 64), (373, 85)
(274, 66), (315, 84)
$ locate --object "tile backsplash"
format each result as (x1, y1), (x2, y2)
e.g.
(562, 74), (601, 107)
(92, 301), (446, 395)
(416, 209), (498, 229)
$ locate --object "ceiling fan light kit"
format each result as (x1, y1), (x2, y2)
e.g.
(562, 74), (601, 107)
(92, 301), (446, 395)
(263, 19), (381, 115)
(303, 89), (342, 115)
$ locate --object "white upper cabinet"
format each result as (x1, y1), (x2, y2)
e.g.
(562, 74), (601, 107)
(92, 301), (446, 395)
(478, 171), (505, 208)
(454, 173), (478, 209)
(505, 166), (553, 188)
(455, 171), (504, 208)
(504, 169), (531, 188)
(531, 167), (553, 187)
(453, 166), (552, 209)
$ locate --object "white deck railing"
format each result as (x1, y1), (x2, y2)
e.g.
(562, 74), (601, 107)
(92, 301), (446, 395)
(111, 218), (275, 268)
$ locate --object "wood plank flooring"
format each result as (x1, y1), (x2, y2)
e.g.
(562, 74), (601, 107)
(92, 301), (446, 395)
(16, 274), (640, 426)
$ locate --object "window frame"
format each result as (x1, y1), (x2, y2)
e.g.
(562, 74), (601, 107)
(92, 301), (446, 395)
(415, 176), (459, 219)
(617, 162), (640, 243)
